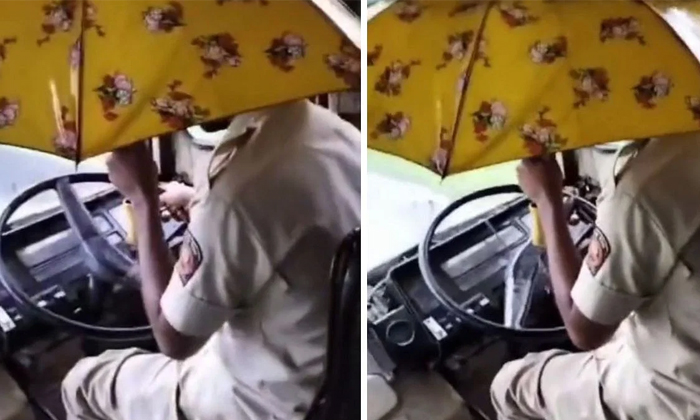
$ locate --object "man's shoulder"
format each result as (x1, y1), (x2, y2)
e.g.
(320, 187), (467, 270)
(610, 134), (700, 249)
(301, 101), (361, 145)
(207, 101), (360, 211)
(266, 101), (361, 173)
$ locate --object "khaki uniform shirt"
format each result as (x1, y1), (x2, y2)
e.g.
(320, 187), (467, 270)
(571, 132), (700, 413)
(160, 100), (361, 419)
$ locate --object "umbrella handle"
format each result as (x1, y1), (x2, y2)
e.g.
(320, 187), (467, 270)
(123, 199), (137, 246)
(529, 203), (545, 248)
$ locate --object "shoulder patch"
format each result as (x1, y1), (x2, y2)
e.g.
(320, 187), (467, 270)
(586, 226), (610, 276)
(176, 230), (202, 284)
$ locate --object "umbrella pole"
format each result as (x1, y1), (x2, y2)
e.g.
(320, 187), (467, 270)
(74, 0), (88, 165)
(443, 1), (494, 178)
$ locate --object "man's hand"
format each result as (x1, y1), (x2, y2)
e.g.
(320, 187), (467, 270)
(106, 142), (159, 206)
(516, 156), (563, 207)
(159, 182), (194, 223)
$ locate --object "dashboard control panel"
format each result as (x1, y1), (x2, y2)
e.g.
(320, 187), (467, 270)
(0, 191), (186, 352)
(367, 196), (594, 367)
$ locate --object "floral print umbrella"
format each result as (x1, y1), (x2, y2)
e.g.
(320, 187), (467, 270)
(368, 0), (700, 176)
(0, 0), (359, 161)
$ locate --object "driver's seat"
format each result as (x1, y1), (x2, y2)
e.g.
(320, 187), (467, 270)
(305, 228), (360, 420)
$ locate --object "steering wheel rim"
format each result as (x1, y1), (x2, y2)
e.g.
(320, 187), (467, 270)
(0, 172), (152, 341)
(417, 184), (596, 341)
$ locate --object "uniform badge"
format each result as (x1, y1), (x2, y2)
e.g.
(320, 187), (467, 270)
(586, 226), (610, 275)
(176, 230), (202, 284)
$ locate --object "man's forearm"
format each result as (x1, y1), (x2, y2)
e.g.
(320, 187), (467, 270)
(131, 197), (174, 332)
(131, 197), (206, 359)
(538, 200), (582, 323)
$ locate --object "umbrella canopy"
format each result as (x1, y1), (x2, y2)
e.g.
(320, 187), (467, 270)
(0, 0), (359, 161)
(368, 0), (700, 176)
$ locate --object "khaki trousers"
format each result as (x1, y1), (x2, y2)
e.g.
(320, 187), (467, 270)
(490, 340), (700, 420)
(61, 343), (243, 420)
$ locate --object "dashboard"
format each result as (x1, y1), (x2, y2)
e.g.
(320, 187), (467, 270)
(367, 196), (595, 369)
(0, 188), (186, 352)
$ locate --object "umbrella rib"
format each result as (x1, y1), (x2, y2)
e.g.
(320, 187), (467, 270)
(75, 0), (88, 165)
(444, 1), (495, 178)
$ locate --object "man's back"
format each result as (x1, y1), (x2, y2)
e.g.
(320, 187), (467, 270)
(605, 133), (700, 400)
(188, 100), (360, 418)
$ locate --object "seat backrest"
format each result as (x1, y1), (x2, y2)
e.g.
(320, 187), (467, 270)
(305, 228), (360, 420)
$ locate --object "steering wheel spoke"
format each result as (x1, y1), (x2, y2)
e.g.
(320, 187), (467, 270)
(55, 177), (137, 287)
(418, 184), (597, 341)
(56, 178), (101, 239)
(0, 173), (152, 340)
(504, 245), (545, 329)
(504, 274), (532, 329)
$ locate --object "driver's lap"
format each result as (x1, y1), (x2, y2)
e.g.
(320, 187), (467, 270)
(62, 340), (243, 420)
(490, 338), (696, 420)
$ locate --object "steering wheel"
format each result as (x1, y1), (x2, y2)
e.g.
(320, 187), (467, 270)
(417, 184), (596, 341)
(0, 173), (154, 341)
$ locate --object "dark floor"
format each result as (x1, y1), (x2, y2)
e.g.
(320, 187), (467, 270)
(441, 340), (508, 420)
(9, 339), (83, 420)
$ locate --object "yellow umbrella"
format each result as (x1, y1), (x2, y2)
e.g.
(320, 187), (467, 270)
(0, 0), (359, 161)
(368, 0), (700, 176)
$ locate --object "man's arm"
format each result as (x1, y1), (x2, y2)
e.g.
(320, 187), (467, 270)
(106, 143), (208, 360)
(131, 195), (205, 360)
(518, 157), (675, 351)
(537, 200), (618, 350)
(517, 157), (623, 350)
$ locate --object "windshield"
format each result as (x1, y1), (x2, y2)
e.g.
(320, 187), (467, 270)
(367, 150), (519, 270)
(0, 145), (110, 224)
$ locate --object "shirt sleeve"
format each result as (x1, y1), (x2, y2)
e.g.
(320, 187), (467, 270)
(160, 194), (273, 338)
(571, 192), (675, 326)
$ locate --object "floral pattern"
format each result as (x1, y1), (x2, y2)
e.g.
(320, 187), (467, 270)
(0, 0), (356, 160)
(70, 38), (81, 70)
(520, 107), (567, 156)
(192, 33), (242, 78)
(395, 0), (425, 23)
(472, 100), (507, 142)
(600, 17), (645, 45)
(436, 31), (474, 70)
(367, 2), (700, 174)
(151, 80), (211, 130)
(143, 2), (185, 33)
(0, 97), (19, 129)
(53, 106), (77, 159)
(499, 3), (539, 28)
(375, 60), (421, 96)
(85, 1), (105, 37)
(265, 32), (307, 72)
(633, 71), (672, 108)
(530, 37), (567, 64)
(570, 68), (610, 108)
(430, 127), (452, 176)
(38, 0), (77, 46)
(368, 45), (383, 66)
(0, 38), (17, 69)
(324, 39), (361, 89)
(371, 112), (411, 140)
(94, 73), (136, 121)
(686, 96), (700, 125)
